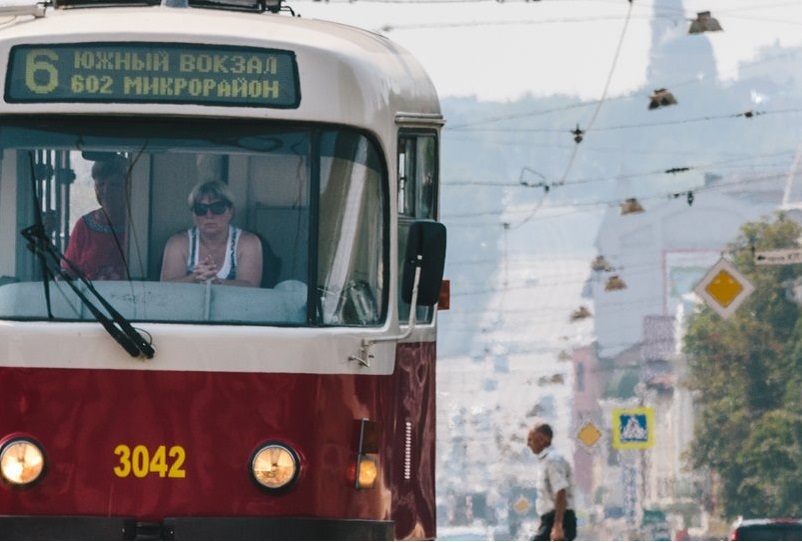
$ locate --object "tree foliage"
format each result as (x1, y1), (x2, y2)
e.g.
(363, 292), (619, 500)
(684, 213), (802, 518)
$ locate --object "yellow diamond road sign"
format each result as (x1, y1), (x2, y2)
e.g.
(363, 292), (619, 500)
(706, 269), (743, 306)
(576, 421), (603, 452)
(694, 258), (754, 319)
(514, 496), (531, 515)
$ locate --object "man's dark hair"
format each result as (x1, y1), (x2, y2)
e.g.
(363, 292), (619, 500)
(534, 423), (553, 440)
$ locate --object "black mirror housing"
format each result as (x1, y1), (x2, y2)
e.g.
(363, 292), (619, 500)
(402, 221), (446, 306)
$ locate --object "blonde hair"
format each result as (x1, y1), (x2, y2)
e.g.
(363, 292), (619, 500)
(187, 180), (235, 209)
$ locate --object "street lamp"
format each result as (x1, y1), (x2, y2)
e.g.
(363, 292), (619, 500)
(688, 11), (722, 34)
(648, 88), (677, 110)
(591, 255), (613, 272)
(605, 275), (627, 291)
(620, 198), (645, 215)
(570, 306), (592, 321)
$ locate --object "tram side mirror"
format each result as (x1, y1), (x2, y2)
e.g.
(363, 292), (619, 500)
(402, 221), (447, 306)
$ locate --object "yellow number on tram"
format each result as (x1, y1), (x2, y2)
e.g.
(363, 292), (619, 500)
(113, 444), (186, 479)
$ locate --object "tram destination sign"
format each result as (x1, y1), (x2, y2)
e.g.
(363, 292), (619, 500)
(5, 43), (300, 108)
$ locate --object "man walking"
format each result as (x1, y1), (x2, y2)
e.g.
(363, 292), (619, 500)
(527, 423), (577, 541)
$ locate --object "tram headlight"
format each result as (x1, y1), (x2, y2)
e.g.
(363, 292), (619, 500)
(0, 438), (45, 487)
(251, 442), (299, 491)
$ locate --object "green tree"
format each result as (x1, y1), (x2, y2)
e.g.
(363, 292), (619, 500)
(684, 213), (802, 518)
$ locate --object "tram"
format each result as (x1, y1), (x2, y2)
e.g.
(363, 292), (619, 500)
(0, 0), (446, 539)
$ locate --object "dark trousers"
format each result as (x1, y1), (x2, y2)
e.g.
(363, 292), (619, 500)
(531, 509), (577, 541)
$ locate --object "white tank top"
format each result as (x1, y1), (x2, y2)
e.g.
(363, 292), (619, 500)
(186, 225), (240, 280)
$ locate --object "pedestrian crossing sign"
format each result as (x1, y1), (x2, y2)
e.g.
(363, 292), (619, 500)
(612, 407), (654, 450)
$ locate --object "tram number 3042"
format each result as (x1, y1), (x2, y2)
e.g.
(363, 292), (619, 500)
(113, 444), (187, 479)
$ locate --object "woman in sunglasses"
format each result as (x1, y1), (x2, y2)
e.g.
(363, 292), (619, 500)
(160, 180), (263, 287)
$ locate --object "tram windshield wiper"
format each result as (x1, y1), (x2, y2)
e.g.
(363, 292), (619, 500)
(21, 224), (155, 359)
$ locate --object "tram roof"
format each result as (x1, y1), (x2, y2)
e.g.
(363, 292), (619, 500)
(0, 3), (442, 127)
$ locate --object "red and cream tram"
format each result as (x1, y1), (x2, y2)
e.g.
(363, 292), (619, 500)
(0, 0), (446, 539)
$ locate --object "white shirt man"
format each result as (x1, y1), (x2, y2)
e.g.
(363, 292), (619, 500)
(527, 423), (577, 541)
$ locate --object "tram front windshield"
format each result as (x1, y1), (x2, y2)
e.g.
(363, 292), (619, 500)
(0, 117), (386, 327)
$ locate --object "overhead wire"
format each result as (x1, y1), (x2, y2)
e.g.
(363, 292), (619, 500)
(447, 101), (599, 131)
(440, 154), (795, 222)
(443, 134), (753, 161)
(441, 148), (796, 189)
(506, 0), (634, 230)
(452, 267), (665, 298)
(439, 170), (790, 226)
(376, 12), (655, 32)
(442, 34), (802, 137)
(449, 106), (802, 135)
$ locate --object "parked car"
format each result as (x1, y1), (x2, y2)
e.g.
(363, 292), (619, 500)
(730, 517), (802, 540)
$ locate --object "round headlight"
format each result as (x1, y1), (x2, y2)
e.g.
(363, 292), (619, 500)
(251, 443), (298, 491)
(0, 438), (45, 487)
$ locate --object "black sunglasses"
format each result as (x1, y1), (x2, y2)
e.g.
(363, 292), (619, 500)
(192, 201), (229, 216)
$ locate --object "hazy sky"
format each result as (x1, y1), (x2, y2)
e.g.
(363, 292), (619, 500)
(295, 0), (802, 102)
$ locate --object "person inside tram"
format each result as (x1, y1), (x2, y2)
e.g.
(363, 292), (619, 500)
(62, 154), (130, 281)
(160, 180), (263, 287)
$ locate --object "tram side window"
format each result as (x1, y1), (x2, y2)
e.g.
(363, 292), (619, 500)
(398, 133), (437, 219)
(398, 131), (439, 324)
